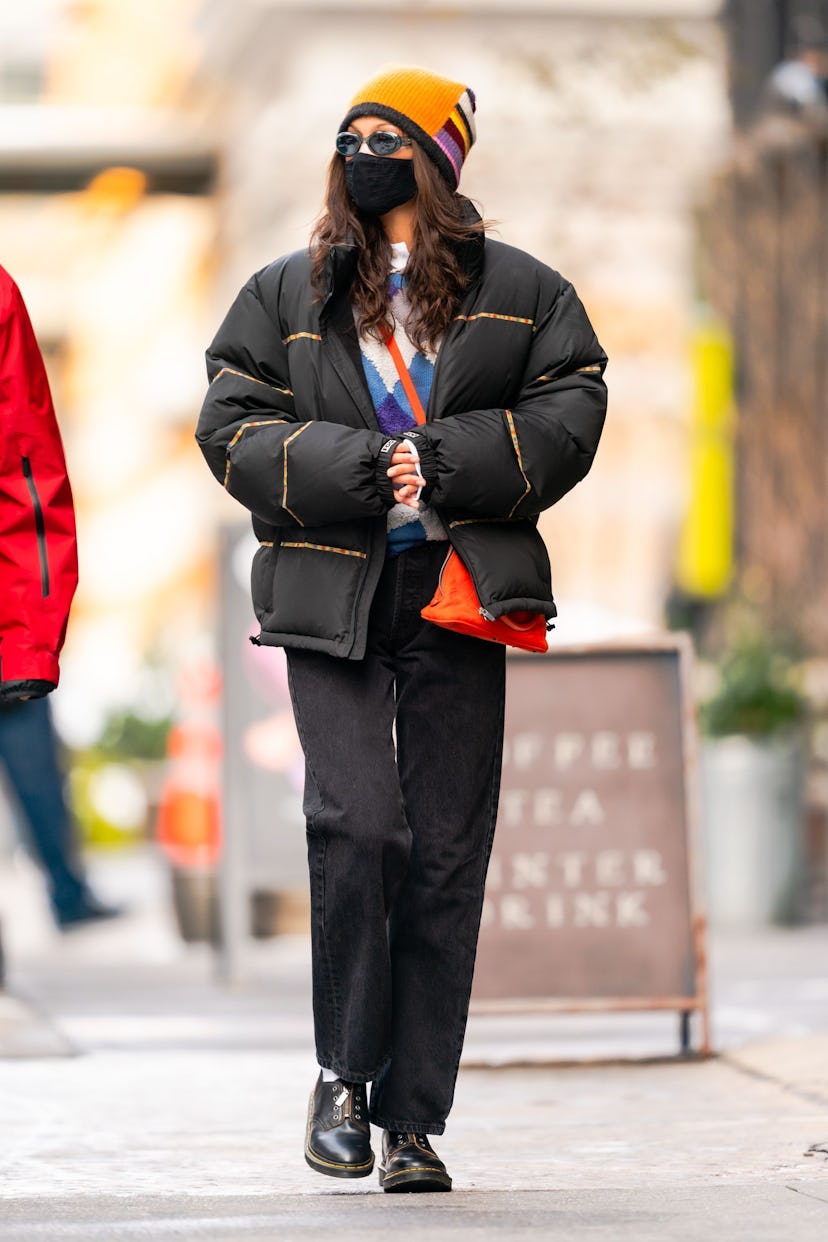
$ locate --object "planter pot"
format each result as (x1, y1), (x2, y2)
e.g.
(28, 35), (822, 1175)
(700, 730), (807, 926)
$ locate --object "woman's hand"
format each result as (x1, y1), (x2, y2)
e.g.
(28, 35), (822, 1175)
(387, 441), (425, 509)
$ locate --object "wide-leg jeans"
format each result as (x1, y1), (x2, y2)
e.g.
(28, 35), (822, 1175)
(285, 541), (506, 1135)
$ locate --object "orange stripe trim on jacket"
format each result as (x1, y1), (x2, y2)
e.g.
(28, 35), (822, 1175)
(282, 332), (322, 346)
(504, 409), (532, 519)
(224, 419), (288, 489)
(454, 313), (535, 328)
(281, 542), (367, 559)
(213, 366), (293, 396)
(281, 424), (310, 525)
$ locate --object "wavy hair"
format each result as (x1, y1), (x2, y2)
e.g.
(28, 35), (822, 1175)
(310, 145), (488, 355)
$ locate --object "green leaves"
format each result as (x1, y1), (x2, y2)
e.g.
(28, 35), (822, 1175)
(701, 635), (806, 737)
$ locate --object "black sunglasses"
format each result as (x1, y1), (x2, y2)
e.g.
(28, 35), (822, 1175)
(335, 130), (413, 158)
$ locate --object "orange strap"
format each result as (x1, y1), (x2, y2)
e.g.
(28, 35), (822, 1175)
(381, 325), (427, 426)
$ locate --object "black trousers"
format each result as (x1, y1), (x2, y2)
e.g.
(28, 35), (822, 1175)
(0, 698), (87, 922)
(286, 542), (506, 1134)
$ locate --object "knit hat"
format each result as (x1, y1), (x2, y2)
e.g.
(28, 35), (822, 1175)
(339, 65), (477, 189)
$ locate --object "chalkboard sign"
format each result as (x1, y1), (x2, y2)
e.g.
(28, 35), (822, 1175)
(472, 636), (709, 1052)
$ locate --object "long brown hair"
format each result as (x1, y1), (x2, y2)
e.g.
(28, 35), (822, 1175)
(310, 145), (487, 354)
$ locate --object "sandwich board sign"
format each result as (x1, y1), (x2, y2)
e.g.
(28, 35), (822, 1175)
(471, 635), (709, 1054)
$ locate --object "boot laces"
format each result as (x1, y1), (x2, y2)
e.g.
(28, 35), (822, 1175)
(330, 1081), (364, 1123)
(392, 1130), (430, 1148)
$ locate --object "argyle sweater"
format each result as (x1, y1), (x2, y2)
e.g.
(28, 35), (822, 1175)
(357, 242), (448, 556)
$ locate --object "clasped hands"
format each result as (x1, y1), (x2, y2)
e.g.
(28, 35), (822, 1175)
(387, 440), (426, 509)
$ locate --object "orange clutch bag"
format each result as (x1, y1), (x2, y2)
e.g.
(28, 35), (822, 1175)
(421, 549), (549, 653)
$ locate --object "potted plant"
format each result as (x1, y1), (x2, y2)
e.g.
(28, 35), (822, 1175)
(699, 628), (808, 926)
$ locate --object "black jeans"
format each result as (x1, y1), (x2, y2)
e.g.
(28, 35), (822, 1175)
(286, 542), (506, 1135)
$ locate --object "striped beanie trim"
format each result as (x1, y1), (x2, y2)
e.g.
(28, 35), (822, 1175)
(339, 65), (477, 189)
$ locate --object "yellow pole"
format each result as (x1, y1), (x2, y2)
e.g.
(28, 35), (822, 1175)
(676, 308), (735, 598)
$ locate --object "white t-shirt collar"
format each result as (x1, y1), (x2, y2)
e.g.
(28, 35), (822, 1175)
(390, 241), (409, 273)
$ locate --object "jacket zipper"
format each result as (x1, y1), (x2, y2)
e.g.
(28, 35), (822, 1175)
(433, 546), (452, 596)
(21, 456), (50, 598)
(443, 539), (495, 619)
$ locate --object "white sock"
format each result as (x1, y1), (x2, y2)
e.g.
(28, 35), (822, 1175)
(320, 1066), (339, 1082)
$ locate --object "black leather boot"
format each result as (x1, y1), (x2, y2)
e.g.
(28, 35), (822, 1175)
(378, 1130), (452, 1192)
(304, 1073), (374, 1178)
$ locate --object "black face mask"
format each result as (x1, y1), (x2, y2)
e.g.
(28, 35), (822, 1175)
(344, 154), (417, 216)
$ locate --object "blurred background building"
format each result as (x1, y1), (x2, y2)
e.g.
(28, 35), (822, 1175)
(1, 0), (731, 721)
(0, 0), (215, 761)
(702, 0), (828, 652)
(1, 0), (826, 925)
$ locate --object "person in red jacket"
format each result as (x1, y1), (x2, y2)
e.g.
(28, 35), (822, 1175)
(0, 267), (119, 930)
(0, 265), (77, 700)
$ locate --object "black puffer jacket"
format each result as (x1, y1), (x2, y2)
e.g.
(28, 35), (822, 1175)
(196, 220), (607, 659)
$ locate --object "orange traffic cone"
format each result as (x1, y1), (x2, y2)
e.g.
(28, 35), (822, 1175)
(157, 660), (223, 866)
(156, 718), (221, 869)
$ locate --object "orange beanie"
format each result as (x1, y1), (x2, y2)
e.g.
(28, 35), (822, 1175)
(339, 65), (477, 188)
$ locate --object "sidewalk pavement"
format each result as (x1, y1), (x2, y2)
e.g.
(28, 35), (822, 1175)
(1, 847), (827, 1241)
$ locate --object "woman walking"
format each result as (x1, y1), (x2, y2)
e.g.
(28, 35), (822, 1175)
(196, 65), (607, 1192)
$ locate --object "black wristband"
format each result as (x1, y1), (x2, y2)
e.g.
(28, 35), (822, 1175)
(374, 435), (404, 509)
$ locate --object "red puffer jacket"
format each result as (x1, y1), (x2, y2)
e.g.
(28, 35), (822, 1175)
(0, 267), (77, 700)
